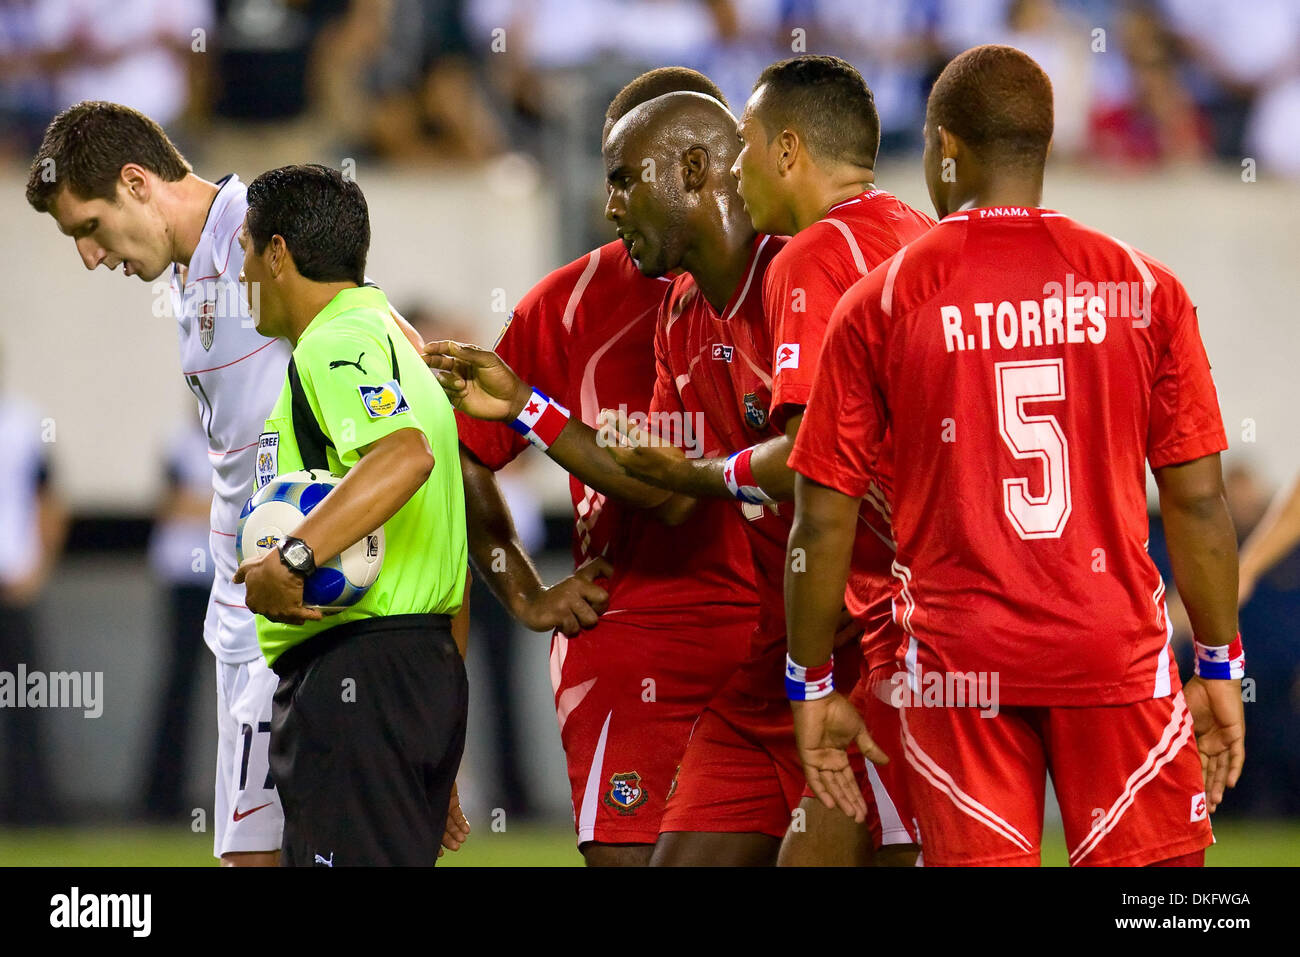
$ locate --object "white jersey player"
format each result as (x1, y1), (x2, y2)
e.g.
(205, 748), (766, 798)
(171, 172), (290, 861)
(28, 104), (290, 864)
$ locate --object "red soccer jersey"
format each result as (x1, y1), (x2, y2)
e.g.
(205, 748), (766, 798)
(791, 206), (1228, 706)
(650, 234), (812, 698)
(457, 240), (759, 621)
(763, 188), (934, 672)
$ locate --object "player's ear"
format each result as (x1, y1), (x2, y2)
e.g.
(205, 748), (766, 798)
(682, 146), (710, 191)
(937, 125), (961, 162)
(777, 129), (798, 176)
(119, 163), (151, 204)
(269, 234), (289, 278)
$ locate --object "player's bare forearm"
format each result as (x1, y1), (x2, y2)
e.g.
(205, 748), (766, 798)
(292, 428), (434, 566)
(460, 444), (547, 615)
(451, 567), (471, 657)
(548, 416), (677, 510)
(1154, 454), (1238, 645)
(1238, 472), (1300, 594)
(786, 474), (859, 667)
(460, 444), (611, 634)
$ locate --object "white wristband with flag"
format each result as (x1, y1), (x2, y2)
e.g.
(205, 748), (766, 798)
(509, 387), (570, 451)
(1193, 633), (1245, 680)
(723, 447), (777, 506)
(785, 654), (834, 701)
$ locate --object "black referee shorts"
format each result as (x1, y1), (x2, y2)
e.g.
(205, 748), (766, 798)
(268, 613), (467, 866)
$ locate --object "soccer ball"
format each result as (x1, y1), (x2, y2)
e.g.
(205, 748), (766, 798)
(236, 469), (385, 613)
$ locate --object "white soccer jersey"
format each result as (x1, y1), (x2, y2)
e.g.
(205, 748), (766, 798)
(169, 174), (290, 663)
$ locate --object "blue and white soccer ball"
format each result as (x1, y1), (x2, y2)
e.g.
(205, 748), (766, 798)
(236, 469), (385, 613)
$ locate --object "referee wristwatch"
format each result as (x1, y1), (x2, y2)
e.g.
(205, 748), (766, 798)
(278, 537), (316, 578)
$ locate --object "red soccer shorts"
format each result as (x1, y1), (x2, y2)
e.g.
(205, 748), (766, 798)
(798, 665), (918, 848)
(899, 689), (1214, 866)
(551, 612), (751, 846)
(661, 647), (861, 838)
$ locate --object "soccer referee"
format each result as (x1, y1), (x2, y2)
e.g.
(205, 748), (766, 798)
(232, 164), (468, 866)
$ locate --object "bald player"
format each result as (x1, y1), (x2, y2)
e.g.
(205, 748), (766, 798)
(603, 55), (934, 867)
(789, 45), (1244, 867)
(430, 91), (819, 865)
(448, 68), (758, 867)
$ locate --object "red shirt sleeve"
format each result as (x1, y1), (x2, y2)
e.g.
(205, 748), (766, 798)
(457, 282), (571, 470)
(764, 232), (860, 429)
(787, 282), (888, 498)
(1146, 276), (1228, 469)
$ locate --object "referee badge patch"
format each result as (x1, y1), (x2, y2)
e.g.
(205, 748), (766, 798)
(256, 432), (279, 489)
(358, 380), (410, 419)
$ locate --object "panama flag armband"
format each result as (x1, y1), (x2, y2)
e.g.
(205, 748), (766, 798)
(785, 654), (834, 701)
(1193, 632), (1246, 680)
(723, 446), (777, 506)
(509, 387), (570, 451)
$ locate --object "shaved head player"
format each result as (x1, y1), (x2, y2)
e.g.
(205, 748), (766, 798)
(450, 67), (759, 867)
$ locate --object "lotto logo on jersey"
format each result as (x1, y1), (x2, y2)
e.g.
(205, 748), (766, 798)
(1190, 792), (1207, 822)
(358, 381), (410, 418)
(712, 343), (734, 362)
(603, 771), (647, 814)
(775, 343), (800, 372)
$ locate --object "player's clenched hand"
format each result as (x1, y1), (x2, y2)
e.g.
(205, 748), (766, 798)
(791, 691), (888, 824)
(422, 340), (531, 422)
(233, 550), (324, 625)
(596, 407), (690, 491)
(1183, 676), (1245, 812)
(517, 557), (613, 636)
(438, 781), (470, 858)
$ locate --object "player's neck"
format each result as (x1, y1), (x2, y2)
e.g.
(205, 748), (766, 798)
(796, 169), (876, 233)
(165, 173), (221, 267)
(284, 281), (360, 346)
(683, 201), (759, 312)
(961, 170), (1043, 214)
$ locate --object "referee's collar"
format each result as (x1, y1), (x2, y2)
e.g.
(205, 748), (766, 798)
(299, 284), (389, 344)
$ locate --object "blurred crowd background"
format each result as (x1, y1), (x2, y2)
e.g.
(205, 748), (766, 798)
(1, 0), (1298, 850)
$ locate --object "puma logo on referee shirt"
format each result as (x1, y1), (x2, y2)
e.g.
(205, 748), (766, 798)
(329, 352), (366, 374)
(314, 852), (334, 867)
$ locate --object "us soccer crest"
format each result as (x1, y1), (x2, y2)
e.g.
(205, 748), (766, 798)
(199, 298), (216, 351)
(743, 391), (767, 430)
(603, 771), (648, 814)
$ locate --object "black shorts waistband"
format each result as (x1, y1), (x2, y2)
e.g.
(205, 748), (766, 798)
(271, 613), (453, 677)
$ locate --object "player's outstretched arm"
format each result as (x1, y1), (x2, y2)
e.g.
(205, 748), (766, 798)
(460, 444), (611, 636)
(425, 339), (689, 512)
(234, 428), (433, 624)
(785, 473), (889, 823)
(1153, 453), (1245, 810)
(1237, 472), (1300, 605)
(596, 409), (803, 503)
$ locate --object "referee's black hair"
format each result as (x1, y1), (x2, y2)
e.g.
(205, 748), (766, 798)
(752, 55), (880, 169)
(246, 165), (369, 285)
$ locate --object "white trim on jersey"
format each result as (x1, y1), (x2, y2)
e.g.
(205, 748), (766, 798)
(562, 247), (602, 333)
(824, 218), (870, 276)
(881, 247), (908, 317)
(723, 235), (772, 321)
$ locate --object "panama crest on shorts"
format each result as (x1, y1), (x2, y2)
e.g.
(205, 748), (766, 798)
(603, 771), (648, 814)
(743, 391), (767, 429)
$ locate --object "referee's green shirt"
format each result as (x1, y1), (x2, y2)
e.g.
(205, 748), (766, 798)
(252, 284), (466, 666)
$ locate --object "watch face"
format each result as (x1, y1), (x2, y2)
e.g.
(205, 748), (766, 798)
(284, 542), (310, 569)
